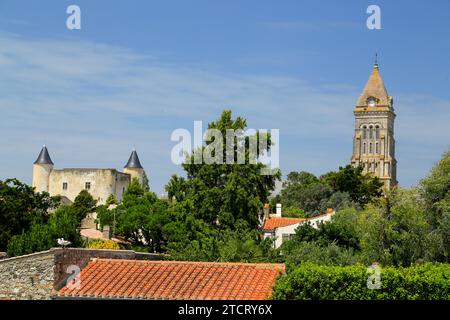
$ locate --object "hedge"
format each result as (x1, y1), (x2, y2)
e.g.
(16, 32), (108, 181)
(272, 263), (450, 300)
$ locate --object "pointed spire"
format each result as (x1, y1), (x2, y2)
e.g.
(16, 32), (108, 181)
(356, 61), (390, 107)
(124, 149), (143, 169)
(34, 145), (54, 165)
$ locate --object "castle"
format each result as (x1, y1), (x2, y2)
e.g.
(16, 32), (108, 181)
(351, 61), (397, 189)
(32, 146), (146, 204)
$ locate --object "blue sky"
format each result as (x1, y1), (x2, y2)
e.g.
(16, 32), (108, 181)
(0, 0), (449, 195)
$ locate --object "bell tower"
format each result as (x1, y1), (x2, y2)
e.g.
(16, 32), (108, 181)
(351, 61), (397, 189)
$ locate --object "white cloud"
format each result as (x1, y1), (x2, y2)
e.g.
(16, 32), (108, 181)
(0, 32), (448, 193)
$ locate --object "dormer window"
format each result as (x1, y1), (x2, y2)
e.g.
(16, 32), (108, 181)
(367, 96), (377, 107)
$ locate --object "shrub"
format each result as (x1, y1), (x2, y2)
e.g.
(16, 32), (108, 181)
(86, 239), (121, 250)
(7, 206), (82, 256)
(282, 241), (360, 269)
(272, 263), (450, 300)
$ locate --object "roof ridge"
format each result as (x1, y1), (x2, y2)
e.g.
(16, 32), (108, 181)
(90, 258), (285, 269)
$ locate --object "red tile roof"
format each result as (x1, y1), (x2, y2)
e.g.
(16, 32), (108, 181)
(262, 210), (335, 231)
(56, 259), (285, 300)
(262, 217), (305, 231)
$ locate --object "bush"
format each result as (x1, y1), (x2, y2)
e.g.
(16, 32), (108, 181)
(282, 241), (360, 269)
(7, 206), (82, 256)
(86, 239), (121, 250)
(272, 263), (450, 300)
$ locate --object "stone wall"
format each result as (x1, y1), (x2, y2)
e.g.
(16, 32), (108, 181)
(48, 168), (131, 204)
(0, 250), (55, 300)
(52, 248), (161, 289)
(0, 248), (162, 300)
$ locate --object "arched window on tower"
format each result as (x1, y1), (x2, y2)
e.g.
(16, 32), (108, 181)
(363, 143), (366, 154)
(369, 125), (373, 139)
(375, 142), (379, 154)
(362, 126), (367, 139)
(369, 143), (373, 154)
(375, 125), (380, 139)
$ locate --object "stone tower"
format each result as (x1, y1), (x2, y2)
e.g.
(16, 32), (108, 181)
(351, 62), (397, 189)
(124, 149), (145, 185)
(32, 145), (54, 193)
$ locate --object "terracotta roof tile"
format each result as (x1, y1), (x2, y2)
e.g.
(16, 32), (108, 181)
(262, 217), (305, 231)
(56, 259), (285, 300)
(262, 210), (335, 231)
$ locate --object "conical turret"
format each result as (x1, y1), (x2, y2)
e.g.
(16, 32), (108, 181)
(34, 145), (54, 165)
(124, 149), (145, 185)
(124, 149), (143, 169)
(32, 145), (54, 193)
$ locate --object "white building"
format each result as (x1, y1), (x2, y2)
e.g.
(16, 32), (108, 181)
(262, 207), (335, 249)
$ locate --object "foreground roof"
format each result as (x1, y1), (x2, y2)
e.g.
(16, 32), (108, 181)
(33, 145), (54, 165)
(56, 258), (285, 300)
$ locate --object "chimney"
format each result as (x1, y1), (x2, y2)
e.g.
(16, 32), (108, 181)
(103, 225), (112, 240)
(276, 203), (282, 217)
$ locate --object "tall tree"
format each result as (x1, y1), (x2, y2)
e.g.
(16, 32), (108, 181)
(0, 179), (59, 251)
(72, 189), (97, 221)
(167, 110), (281, 230)
(321, 165), (383, 206)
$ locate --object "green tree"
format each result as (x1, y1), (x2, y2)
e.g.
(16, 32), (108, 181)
(420, 150), (450, 226)
(114, 179), (171, 252)
(0, 178), (59, 251)
(321, 165), (383, 206)
(359, 188), (435, 266)
(280, 171), (319, 208)
(280, 171), (356, 216)
(419, 150), (450, 261)
(165, 175), (188, 202)
(167, 110), (281, 230)
(72, 190), (96, 221)
(7, 205), (83, 256)
(95, 205), (114, 229)
(122, 177), (146, 207)
(292, 182), (334, 216)
(282, 206), (306, 218)
(105, 194), (118, 206)
(142, 171), (150, 192)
